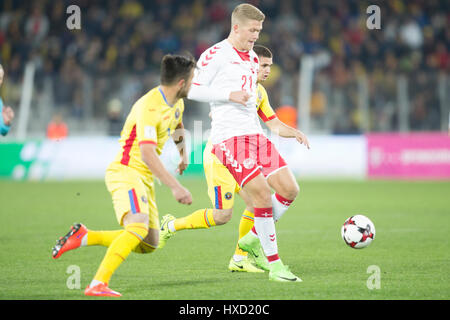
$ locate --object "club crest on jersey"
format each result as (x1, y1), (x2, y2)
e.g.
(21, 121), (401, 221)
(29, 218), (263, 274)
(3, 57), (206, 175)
(141, 196), (148, 204)
(243, 158), (256, 170)
(175, 108), (180, 119)
(225, 192), (233, 200)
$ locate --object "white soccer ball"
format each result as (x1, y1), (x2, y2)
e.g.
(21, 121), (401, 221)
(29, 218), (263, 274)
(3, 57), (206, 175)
(341, 215), (376, 249)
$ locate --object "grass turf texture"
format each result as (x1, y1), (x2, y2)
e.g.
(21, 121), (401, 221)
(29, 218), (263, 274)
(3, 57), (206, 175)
(0, 178), (448, 300)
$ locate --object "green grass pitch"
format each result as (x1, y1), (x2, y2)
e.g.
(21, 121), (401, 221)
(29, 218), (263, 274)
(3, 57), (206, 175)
(0, 178), (449, 300)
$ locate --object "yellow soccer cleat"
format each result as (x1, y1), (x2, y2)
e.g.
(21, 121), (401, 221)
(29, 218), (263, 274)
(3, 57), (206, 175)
(269, 261), (302, 283)
(159, 214), (176, 249)
(238, 232), (270, 271)
(228, 257), (265, 273)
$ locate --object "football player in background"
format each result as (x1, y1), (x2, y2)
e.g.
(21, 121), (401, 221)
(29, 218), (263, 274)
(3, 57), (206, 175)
(51, 54), (196, 297)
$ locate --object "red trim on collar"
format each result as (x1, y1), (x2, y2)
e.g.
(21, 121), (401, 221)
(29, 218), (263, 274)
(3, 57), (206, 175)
(233, 47), (250, 61)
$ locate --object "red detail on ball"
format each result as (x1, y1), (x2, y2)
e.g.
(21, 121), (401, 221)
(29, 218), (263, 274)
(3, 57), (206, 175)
(361, 232), (368, 242)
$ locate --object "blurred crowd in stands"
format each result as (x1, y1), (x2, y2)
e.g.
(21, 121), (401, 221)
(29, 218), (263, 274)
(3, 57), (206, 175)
(0, 0), (448, 135)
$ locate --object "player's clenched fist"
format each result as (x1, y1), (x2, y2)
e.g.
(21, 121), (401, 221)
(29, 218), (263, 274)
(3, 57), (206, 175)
(229, 90), (250, 106)
(172, 184), (192, 205)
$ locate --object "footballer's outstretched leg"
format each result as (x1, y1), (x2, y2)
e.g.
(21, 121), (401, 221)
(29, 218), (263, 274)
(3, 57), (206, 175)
(52, 223), (88, 259)
(85, 212), (149, 297)
(159, 208), (230, 248)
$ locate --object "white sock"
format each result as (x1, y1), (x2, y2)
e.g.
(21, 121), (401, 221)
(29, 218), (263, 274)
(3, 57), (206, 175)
(167, 220), (176, 232)
(253, 207), (280, 264)
(272, 193), (294, 222)
(81, 233), (88, 247)
(89, 279), (104, 288)
(233, 254), (245, 262)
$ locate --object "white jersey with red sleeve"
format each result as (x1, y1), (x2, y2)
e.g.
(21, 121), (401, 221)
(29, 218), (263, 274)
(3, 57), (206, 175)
(188, 39), (264, 144)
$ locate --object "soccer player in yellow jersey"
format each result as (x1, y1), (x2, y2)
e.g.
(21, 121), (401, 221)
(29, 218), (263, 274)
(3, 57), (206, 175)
(159, 45), (310, 280)
(51, 54), (196, 297)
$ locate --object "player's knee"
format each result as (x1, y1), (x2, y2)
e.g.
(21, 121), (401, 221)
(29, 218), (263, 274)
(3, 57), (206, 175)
(123, 212), (149, 228)
(213, 208), (232, 225)
(252, 187), (272, 208)
(285, 181), (300, 200)
(276, 180), (300, 201)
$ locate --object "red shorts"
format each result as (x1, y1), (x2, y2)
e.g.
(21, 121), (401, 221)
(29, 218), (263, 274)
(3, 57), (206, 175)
(211, 134), (287, 187)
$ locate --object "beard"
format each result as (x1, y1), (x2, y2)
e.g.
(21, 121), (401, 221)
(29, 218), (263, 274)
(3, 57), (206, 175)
(176, 84), (190, 99)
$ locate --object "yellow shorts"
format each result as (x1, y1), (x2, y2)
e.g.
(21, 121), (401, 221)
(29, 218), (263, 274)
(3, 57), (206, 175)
(203, 141), (240, 210)
(105, 162), (159, 229)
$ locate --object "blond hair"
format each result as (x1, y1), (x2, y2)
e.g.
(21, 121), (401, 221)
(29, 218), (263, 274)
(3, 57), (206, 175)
(231, 3), (265, 26)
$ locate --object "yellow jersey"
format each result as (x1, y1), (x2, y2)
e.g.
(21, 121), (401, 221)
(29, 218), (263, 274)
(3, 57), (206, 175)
(256, 83), (276, 122)
(111, 86), (184, 179)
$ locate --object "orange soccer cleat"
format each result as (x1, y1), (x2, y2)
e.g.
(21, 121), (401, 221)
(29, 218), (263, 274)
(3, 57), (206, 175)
(84, 282), (122, 297)
(52, 223), (88, 259)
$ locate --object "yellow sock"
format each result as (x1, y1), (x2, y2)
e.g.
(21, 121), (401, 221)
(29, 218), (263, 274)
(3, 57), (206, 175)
(134, 240), (157, 254)
(174, 209), (215, 231)
(87, 230), (154, 254)
(87, 229), (155, 254)
(87, 230), (123, 247)
(93, 222), (148, 284)
(235, 209), (254, 256)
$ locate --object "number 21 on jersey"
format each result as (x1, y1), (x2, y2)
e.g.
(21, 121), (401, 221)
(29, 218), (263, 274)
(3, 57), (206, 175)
(241, 75), (253, 91)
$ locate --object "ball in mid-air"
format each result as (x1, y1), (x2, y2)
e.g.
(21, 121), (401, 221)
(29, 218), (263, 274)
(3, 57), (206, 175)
(341, 215), (375, 249)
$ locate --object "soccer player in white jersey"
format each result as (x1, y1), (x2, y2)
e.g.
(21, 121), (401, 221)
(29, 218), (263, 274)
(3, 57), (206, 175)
(160, 4), (309, 282)
(225, 45), (312, 273)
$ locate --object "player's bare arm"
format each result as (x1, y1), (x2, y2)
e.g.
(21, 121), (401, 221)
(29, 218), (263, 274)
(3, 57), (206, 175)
(172, 122), (189, 175)
(140, 143), (192, 204)
(265, 117), (311, 149)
